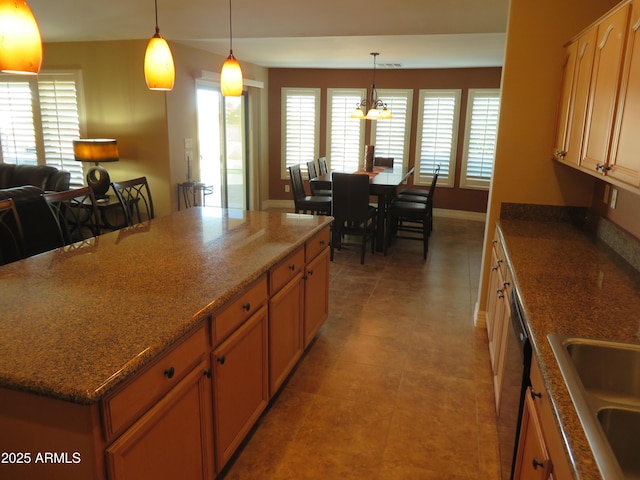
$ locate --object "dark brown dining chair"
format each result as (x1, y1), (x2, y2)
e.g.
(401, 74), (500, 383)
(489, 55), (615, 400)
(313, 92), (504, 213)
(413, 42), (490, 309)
(396, 165), (440, 233)
(318, 156), (328, 175)
(288, 165), (331, 215)
(306, 160), (331, 196)
(111, 176), (155, 226)
(374, 157), (394, 168)
(385, 168), (438, 259)
(0, 198), (25, 265)
(331, 173), (377, 264)
(44, 187), (101, 245)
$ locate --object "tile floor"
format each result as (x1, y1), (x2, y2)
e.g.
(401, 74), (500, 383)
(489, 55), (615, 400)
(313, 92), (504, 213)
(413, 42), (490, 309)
(219, 217), (501, 479)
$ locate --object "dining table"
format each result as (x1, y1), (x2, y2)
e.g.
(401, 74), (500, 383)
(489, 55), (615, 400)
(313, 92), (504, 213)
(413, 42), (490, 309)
(310, 165), (415, 252)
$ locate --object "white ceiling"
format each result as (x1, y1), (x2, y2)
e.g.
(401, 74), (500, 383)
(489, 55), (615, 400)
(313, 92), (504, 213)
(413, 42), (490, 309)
(28, 0), (510, 69)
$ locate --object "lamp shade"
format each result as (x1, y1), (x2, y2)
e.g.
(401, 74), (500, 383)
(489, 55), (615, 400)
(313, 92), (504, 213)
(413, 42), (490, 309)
(0, 0), (42, 75)
(144, 32), (175, 91)
(73, 139), (119, 163)
(221, 53), (243, 96)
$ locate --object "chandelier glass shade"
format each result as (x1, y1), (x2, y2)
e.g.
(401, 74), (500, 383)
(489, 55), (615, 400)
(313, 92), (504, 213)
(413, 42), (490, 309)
(0, 0), (42, 75)
(351, 52), (392, 120)
(144, 0), (175, 91)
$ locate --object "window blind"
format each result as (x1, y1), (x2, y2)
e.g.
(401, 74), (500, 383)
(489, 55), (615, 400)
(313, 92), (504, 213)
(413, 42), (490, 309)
(371, 89), (413, 167)
(282, 88), (319, 178)
(0, 81), (38, 166)
(415, 90), (461, 187)
(327, 89), (364, 173)
(461, 89), (500, 189)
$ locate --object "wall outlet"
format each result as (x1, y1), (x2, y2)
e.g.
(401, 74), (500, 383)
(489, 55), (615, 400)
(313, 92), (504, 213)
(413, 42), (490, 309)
(185, 150), (192, 163)
(611, 188), (618, 209)
(284, 185), (290, 193)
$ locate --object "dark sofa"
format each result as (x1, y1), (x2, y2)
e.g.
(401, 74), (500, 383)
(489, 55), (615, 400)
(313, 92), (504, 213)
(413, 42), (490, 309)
(0, 165), (71, 264)
(0, 164), (70, 192)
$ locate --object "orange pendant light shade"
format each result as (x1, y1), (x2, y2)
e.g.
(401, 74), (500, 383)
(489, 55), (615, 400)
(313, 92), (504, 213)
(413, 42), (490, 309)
(0, 0), (43, 75)
(221, 52), (243, 96)
(144, 29), (175, 91)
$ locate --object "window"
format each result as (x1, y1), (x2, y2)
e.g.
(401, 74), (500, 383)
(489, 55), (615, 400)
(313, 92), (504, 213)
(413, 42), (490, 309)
(414, 89), (461, 188)
(281, 87), (320, 179)
(0, 72), (85, 187)
(460, 89), (500, 189)
(326, 88), (365, 173)
(370, 89), (413, 167)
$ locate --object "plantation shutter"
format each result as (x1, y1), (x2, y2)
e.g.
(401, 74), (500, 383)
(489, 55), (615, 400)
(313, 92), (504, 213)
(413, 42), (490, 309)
(327, 89), (364, 173)
(282, 88), (320, 178)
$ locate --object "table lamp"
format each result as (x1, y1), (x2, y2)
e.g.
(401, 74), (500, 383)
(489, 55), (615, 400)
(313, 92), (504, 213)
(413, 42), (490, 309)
(73, 139), (119, 198)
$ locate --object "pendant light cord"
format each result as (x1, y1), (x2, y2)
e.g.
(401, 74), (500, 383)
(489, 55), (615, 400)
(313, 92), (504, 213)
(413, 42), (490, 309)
(154, 0), (159, 33)
(228, 0), (234, 54)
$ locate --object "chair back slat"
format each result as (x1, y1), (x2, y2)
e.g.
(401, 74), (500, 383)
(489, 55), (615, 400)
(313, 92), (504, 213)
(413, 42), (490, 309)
(111, 177), (155, 227)
(318, 157), (328, 175)
(0, 198), (25, 265)
(44, 187), (101, 245)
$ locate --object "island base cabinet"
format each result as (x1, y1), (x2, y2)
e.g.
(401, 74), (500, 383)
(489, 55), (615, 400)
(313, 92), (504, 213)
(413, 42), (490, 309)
(212, 305), (269, 471)
(303, 247), (330, 347)
(269, 272), (304, 397)
(105, 360), (215, 480)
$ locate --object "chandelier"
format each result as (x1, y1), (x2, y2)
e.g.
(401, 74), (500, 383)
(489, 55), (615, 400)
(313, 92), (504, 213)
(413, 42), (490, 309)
(351, 52), (392, 120)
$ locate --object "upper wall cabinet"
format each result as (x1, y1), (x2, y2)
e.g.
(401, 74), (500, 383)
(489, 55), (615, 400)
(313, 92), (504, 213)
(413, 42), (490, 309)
(553, 0), (640, 188)
(609, 5), (640, 185)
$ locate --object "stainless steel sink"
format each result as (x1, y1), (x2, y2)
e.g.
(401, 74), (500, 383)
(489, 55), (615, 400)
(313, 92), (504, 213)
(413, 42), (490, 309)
(548, 334), (640, 480)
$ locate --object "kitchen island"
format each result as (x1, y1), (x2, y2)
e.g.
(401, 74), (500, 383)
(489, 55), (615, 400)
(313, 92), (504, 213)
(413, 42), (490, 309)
(496, 209), (640, 480)
(0, 207), (332, 479)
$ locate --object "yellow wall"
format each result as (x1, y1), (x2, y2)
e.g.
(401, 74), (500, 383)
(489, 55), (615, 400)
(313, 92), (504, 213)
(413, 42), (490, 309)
(42, 40), (268, 217)
(477, 0), (622, 320)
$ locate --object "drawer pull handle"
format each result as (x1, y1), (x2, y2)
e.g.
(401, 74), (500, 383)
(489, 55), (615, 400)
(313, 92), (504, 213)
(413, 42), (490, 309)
(289, 264), (295, 271)
(319, 240), (325, 246)
(243, 303), (251, 311)
(530, 389), (542, 399)
(532, 458), (545, 470)
(217, 356), (226, 365)
(203, 369), (212, 378)
(164, 367), (175, 379)
(308, 269), (314, 276)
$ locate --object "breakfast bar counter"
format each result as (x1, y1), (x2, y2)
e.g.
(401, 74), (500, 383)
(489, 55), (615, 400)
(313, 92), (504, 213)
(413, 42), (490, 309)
(0, 208), (331, 404)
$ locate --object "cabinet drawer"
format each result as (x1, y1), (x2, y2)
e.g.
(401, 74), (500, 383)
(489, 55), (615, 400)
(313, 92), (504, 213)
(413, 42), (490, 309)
(103, 323), (209, 440)
(305, 226), (330, 263)
(213, 275), (268, 345)
(270, 248), (304, 294)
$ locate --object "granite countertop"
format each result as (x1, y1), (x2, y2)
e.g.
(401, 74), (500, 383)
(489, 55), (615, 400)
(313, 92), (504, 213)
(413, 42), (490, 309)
(0, 208), (332, 405)
(497, 218), (640, 480)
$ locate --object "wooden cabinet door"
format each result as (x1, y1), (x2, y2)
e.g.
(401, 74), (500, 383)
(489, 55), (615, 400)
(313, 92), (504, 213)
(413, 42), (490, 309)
(303, 247), (330, 347)
(513, 390), (552, 480)
(269, 271), (304, 396)
(554, 28), (597, 166)
(609, 4), (640, 186)
(105, 360), (215, 480)
(212, 305), (268, 471)
(582, 4), (631, 172)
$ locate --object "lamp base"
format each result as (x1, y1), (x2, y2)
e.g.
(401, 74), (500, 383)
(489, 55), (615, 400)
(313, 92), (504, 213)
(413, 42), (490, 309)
(86, 164), (111, 198)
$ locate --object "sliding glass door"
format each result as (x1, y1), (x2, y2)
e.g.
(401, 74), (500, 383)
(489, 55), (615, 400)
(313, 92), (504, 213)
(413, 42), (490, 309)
(196, 84), (247, 209)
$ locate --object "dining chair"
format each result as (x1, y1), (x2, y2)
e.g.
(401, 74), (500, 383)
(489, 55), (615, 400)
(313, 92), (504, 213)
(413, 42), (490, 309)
(318, 157), (328, 175)
(330, 173), (377, 264)
(385, 168), (438, 259)
(111, 176), (155, 226)
(306, 160), (332, 196)
(44, 187), (101, 245)
(396, 165), (440, 233)
(0, 198), (26, 265)
(288, 165), (331, 215)
(374, 157), (394, 168)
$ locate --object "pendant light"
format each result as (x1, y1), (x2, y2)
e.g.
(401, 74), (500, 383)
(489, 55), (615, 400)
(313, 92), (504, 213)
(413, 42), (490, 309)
(144, 0), (175, 91)
(350, 53), (392, 120)
(0, 0), (43, 75)
(221, 0), (243, 96)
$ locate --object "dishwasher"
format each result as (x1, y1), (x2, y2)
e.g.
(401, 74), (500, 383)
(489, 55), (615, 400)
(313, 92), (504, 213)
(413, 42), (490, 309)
(497, 288), (532, 480)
